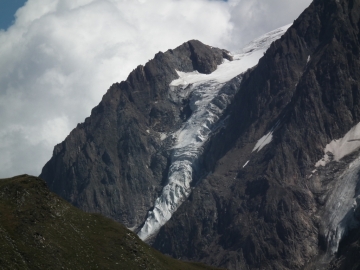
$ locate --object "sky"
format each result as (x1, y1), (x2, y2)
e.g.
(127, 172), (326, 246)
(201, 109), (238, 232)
(0, 0), (27, 30)
(0, 0), (313, 178)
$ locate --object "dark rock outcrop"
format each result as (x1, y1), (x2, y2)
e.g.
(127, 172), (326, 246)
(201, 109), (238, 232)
(40, 0), (360, 269)
(153, 0), (360, 269)
(40, 40), (231, 230)
(326, 226), (360, 270)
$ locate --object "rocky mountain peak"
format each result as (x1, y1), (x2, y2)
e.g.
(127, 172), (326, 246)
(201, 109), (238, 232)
(40, 39), (232, 233)
(40, 0), (360, 269)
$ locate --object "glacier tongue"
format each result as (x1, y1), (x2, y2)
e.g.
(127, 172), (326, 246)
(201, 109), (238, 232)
(138, 79), (235, 241)
(322, 156), (360, 255)
(314, 122), (360, 254)
(138, 25), (290, 241)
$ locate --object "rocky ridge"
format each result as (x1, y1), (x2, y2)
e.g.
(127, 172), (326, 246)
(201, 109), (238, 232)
(40, 0), (360, 269)
(153, 0), (360, 269)
(138, 25), (289, 241)
(40, 40), (232, 232)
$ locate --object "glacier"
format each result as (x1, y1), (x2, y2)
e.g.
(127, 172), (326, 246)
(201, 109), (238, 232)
(314, 122), (360, 254)
(138, 25), (291, 241)
(322, 155), (360, 255)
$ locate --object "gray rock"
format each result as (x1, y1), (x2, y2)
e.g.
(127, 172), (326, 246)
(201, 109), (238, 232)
(40, 0), (360, 269)
(153, 0), (360, 269)
(40, 40), (231, 231)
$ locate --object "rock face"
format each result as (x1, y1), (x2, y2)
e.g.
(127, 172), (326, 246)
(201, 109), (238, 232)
(136, 25), (289, 241)
(40, 0), (360, 269)
(153, 0), (360, 269)
(40, 40), (232, 231)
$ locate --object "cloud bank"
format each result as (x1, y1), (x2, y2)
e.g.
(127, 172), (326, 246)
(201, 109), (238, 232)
(0, 0), (312, 177)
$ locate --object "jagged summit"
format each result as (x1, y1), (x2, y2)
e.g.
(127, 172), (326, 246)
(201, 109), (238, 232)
(153, 0), (360, 269)
(40, 0), (360, 269)
(40, 39), (232, 232)
(137, 25), (290, 241)
(40, 25), (290, 242)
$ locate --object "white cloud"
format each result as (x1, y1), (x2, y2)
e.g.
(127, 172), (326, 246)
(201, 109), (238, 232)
(0, 0), (311, 177)
(227, 0), (312, 48)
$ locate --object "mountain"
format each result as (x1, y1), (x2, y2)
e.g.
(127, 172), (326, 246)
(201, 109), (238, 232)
(40, 39), (232, 233)
(0, 174), (220, 269)
(40, 0), (360, 269)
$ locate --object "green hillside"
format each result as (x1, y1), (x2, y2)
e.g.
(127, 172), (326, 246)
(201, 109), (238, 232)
(0, 175), (219, 270)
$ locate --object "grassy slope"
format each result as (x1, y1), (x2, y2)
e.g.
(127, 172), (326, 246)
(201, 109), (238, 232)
(0, 175), (219, 270)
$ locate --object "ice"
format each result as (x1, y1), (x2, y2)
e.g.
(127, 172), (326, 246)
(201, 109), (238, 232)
(170, 25), (292, 90)
(316, 122), (360, 167)
(322, 156), (360, 254)
(252, 131), (273, 152)
(138, 25), (290, 241)
(138, 78), (240, 241)
(313, 122), (360, 254)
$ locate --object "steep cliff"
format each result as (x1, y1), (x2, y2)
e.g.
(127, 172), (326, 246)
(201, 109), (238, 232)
(40, 40), (231, 231)
(153, 0), (360, 269)
(40, 0), (360, 269)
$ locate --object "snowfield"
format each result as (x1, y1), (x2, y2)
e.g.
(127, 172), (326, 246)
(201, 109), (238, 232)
(316, 122), (360, 167)
(138, 24), (291, 241)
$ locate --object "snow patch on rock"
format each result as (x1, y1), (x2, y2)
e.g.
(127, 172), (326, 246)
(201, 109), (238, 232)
(252, 131), (273, 152)
(239, 24), (292, 55)
(159, 133), (167, 141)
(316, 122), (360, 167)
